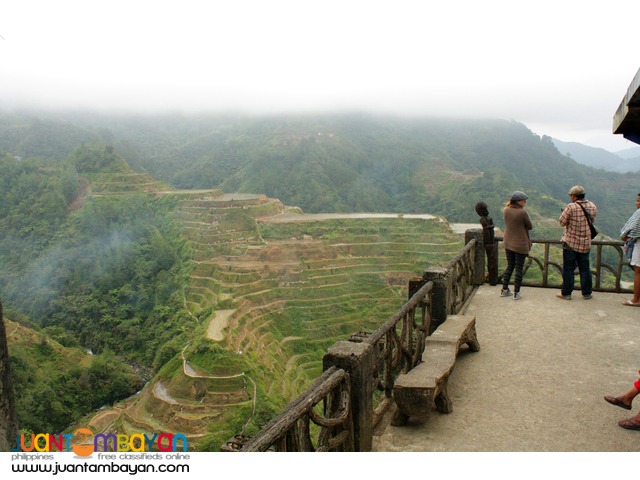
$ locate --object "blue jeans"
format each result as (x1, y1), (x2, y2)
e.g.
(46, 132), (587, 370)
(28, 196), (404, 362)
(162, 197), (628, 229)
(561, 245), (592, 297)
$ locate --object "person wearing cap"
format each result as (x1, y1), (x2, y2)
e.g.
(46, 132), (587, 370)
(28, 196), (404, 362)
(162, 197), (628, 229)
(557, 185), (597, 300)
(501, 191), (533, 300)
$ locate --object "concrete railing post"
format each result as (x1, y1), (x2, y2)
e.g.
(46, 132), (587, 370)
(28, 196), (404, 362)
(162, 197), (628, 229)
(0, 301), (18, 452)
(323, 340), (376, 452)
(465, 229), (486, 286)
(422, 267), (453, 332)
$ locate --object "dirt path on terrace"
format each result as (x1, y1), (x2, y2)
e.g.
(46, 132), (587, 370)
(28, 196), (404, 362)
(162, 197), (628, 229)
(207, 309), (236, 341)
(259, 213), (438, 223)
(153, 381), (178, 404)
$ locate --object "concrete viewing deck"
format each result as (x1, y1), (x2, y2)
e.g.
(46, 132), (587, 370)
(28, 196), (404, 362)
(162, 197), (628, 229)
(373, 284), (640, 452)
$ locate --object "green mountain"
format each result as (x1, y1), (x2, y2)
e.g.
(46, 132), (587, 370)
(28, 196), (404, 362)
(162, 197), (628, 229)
(2, 111), (636, 237)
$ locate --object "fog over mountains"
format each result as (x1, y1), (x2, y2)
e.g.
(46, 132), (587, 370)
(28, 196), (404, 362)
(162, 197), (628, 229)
(2, 110), (640, 239)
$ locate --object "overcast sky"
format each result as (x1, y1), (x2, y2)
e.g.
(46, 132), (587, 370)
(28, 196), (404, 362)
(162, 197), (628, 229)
(2, 0), (639, 151)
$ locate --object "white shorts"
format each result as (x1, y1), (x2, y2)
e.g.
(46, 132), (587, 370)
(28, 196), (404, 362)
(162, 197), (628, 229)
(632, 241), (640, 267)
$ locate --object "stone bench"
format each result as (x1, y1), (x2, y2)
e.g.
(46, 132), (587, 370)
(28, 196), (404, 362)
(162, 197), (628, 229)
(391, 314), (480, 426)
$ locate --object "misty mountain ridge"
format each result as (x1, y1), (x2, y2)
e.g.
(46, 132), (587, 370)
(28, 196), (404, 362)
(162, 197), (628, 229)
(613, 145), (640, 160)
(552, 138), (640, 173)
(2, 110), (640, 238)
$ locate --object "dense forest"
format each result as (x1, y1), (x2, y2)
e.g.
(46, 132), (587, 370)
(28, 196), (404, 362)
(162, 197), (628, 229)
(1, 110), (639, 442)
(0, 145), (192, 432)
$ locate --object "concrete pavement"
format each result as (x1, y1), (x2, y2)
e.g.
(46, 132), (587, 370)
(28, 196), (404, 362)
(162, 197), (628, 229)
(373, 285), (640, 451)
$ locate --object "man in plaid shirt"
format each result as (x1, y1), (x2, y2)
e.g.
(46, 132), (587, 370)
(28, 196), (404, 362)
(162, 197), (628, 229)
(557, 185), (597, 300)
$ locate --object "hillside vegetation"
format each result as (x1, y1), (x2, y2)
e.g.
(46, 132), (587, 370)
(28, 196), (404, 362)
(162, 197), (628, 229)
(0, 146), (193, 434)
(0, 143), (464, 449)
(2, 112), (637, 237)
(82, 190), (464, 450)
(4, 316), (143, 434)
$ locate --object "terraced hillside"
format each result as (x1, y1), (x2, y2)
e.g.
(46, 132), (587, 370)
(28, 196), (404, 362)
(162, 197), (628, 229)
(85, 172), (166, 194)
(78, 182), (465, 450)
(179, 192), (463, 446)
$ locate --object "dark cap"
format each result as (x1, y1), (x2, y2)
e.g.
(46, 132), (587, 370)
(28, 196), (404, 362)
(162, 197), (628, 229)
(510, 191), (529, 202)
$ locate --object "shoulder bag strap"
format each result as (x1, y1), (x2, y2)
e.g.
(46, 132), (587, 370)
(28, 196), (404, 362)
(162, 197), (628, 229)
(576, 202), (594, 226)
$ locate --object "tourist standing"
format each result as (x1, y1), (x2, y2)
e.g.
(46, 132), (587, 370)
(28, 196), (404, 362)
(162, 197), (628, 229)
(501, 191), (533, 300)
(620, 193), (640, 306)
(557, 185), (597, 300)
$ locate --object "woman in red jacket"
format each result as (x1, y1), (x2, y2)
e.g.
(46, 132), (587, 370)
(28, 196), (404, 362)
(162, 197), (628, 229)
(500, 191), (533, 300)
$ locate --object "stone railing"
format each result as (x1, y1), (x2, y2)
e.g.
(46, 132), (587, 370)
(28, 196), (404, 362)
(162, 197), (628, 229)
(494, 236), (633, 293)
(223, 229), (485, 452)
(363, 279), (433, 431)
(227, 366), (353, 452)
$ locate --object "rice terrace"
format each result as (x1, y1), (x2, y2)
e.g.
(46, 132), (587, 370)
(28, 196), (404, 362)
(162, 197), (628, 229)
(78, 183), (466, 450)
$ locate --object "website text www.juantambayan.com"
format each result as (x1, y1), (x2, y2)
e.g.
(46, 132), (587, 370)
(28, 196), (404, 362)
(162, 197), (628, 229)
(10, 461), (189, 475)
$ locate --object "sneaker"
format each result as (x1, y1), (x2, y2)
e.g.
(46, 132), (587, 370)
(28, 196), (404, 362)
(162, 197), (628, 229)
(513, 292), (521, 300)
(583, 294), (592, 300)
(500, 288), (512, 297)
(556, 293), (571, 300)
